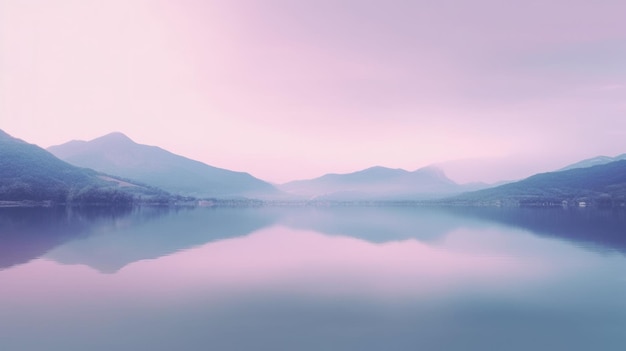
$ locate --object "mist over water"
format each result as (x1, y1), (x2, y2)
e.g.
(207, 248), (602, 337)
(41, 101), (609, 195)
(1, 206), (625, 350)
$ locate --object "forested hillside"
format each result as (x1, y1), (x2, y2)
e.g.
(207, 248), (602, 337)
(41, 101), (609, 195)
(448, 160), (626, 207)
(0, 130), (168, 205)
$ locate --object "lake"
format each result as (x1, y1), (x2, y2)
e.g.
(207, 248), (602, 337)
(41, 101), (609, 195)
(1, 205), (625, 350)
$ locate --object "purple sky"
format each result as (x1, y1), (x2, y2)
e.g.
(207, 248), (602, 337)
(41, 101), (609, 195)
(2, 0), (625, 183)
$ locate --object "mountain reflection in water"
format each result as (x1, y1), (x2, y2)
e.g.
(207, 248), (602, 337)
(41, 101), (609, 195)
(1, 206), (625, 351)
(2, 206), (626, 273)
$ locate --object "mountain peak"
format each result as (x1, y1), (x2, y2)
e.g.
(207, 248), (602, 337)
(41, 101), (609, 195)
(95, 132), (135, 144)
(415, 165), (446, 176)
(410, 166), (456, 185)
(358, 166), (407, 175)
(48, 132), (278, 198)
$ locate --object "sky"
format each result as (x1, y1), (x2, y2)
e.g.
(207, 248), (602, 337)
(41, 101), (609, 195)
(1, 0), (625, 183)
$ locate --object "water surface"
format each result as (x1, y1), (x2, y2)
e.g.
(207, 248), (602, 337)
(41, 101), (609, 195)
(1, 206), (625, 350)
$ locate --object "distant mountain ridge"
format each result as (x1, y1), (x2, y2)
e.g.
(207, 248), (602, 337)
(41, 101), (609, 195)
(279, 165), (489, 200)
(48, 132), (280, 199)
(450, 160), (626, 206)
(559, 154), (626, 171)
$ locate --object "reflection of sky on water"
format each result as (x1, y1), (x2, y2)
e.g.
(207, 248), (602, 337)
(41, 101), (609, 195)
(2, 226), (546, 301)
(33, 206), (626, 276)
(1, 207), (626, 351)
(2, 221), (624, 304)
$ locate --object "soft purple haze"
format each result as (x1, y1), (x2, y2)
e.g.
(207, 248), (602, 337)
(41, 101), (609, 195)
(2, 0), (625, 183)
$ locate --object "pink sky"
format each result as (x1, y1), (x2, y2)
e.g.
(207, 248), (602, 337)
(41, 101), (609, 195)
(2, 0), (625, 183)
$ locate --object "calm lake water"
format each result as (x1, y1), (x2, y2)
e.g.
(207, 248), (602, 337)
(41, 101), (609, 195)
(1, 206), (626, 350)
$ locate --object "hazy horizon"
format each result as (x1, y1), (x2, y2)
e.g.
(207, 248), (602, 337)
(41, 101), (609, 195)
(2, 0), (625, 183)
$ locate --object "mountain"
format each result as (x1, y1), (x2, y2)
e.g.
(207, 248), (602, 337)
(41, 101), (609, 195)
(559, 154), (626, 171)
(279, 165), (489, 200)
(449, 160), (626, 206)
(0, 129), (165, 205)
(48, 132), (280, 199)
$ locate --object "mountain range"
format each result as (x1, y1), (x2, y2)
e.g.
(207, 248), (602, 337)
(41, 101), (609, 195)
(279, 166), (489, 200)
(48, 132), (280, 199)
(0, 129), (166, 205)
(2, 129), (626, 206)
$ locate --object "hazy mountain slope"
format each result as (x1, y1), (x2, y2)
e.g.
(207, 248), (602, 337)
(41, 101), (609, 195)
(0, 129), (163, 204)
(559, 154), (626, 171)
(450, 160), (626, 206)
(279, 165), (487, 200)
(48, 132), (280, 199)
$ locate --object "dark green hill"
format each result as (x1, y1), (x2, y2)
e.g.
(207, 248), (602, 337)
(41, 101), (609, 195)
(448, 160), (626, 207)
(0, 130), (168, 205)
